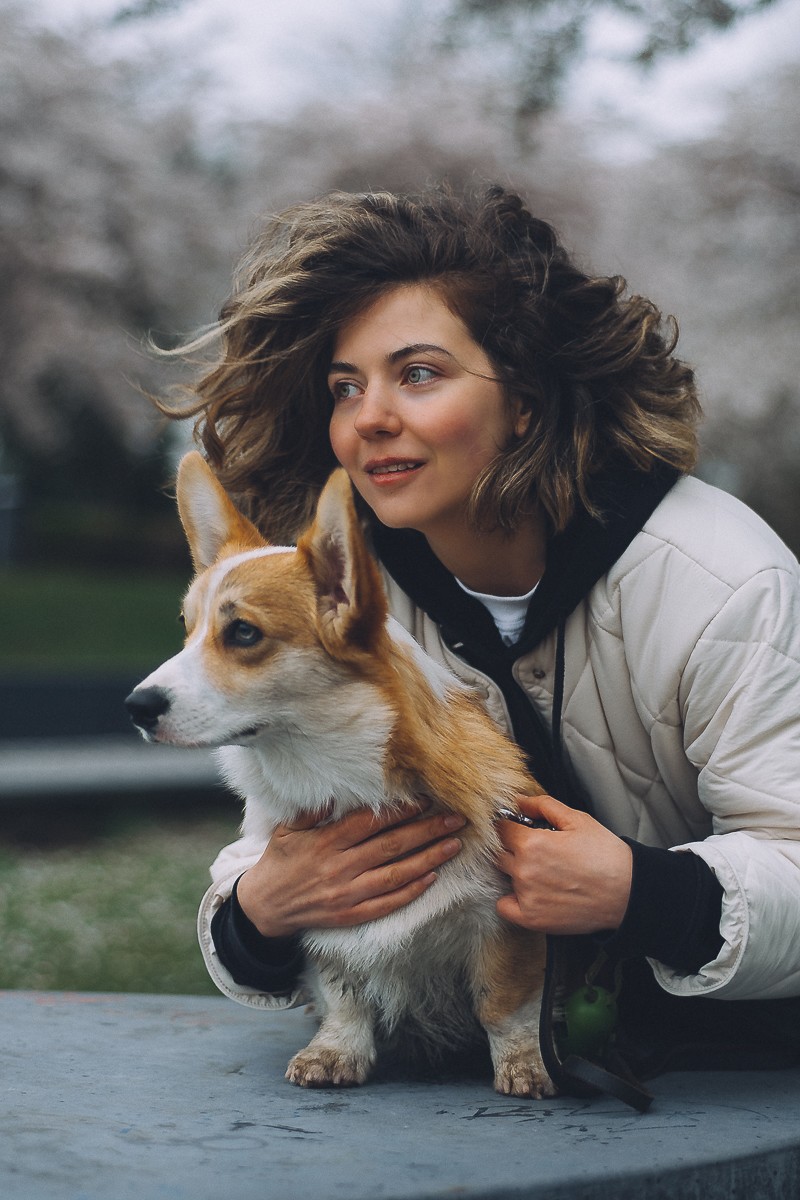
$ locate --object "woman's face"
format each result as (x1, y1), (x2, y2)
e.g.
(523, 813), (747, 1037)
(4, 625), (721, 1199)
(328, 284), (527, 548)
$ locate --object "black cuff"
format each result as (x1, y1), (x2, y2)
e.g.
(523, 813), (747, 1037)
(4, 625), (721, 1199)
(597, 840), (724, 974)
(210, 876), (305, 994)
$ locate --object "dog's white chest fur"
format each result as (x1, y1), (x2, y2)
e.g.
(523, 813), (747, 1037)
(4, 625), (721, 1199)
(216, 658), (397, 826)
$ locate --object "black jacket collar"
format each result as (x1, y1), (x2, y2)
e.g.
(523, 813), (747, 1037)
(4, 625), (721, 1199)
(371, 462), (680, 668)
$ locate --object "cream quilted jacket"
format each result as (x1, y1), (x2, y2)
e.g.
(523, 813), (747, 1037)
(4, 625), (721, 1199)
(199, 476), (800, 1005)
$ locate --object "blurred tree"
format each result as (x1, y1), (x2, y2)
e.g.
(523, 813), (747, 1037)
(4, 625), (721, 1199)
(585, 66), (800, 549)
(702, 391), (800, 554)
(111, 0), (192, 21)
(0, 3), (239, 564)
(1, 0), (795, 563)
(224, 36), (605, 249)
(441, 0), (779, 120)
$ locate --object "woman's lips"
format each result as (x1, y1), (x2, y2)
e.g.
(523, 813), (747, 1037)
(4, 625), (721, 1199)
(365, 460), (424, 480)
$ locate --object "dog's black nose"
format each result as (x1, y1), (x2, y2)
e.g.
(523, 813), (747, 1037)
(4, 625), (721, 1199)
(125, 686), (171, 732)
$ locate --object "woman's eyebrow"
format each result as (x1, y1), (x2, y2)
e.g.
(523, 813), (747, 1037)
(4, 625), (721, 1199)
(328, 343), (454, 375)
(387, 342), (453, 364)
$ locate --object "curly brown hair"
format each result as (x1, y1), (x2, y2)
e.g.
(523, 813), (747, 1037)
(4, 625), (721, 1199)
(157, 185), (700, 541)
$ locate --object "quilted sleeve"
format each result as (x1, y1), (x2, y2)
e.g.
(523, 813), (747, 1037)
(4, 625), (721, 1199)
(196, 833), (307, 1010)
(655, 565), (800, 1000)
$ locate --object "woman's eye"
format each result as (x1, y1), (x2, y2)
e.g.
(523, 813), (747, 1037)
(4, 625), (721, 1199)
(405, 366), (437, 385)
(331, 380), (360, 403)
(225, 620), (263, 647)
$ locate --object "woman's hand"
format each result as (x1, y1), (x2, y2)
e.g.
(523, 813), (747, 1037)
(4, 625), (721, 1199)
(236, 802), (466, 938)
(496, 794), (632, 935)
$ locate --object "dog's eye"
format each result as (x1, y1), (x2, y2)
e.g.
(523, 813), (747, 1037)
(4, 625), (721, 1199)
(225, 620), (263, 647)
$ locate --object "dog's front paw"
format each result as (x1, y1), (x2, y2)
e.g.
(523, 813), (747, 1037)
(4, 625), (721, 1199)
(493, 1055), (557, 1099)
(285, 1046), (372, 1088)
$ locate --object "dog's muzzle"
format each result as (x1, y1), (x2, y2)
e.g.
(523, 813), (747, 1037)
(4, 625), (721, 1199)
(125, 686), (171, 734)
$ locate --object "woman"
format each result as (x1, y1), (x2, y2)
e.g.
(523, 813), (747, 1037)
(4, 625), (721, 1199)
(162, 186), (800, 1048)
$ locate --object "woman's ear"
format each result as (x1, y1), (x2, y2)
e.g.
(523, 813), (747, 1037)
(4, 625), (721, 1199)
(512, 399), (532, 439)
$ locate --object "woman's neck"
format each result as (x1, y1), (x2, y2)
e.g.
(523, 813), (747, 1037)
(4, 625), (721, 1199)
(424, 511), (547, 597)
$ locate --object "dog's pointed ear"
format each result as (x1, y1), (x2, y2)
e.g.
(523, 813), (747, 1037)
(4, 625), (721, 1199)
(297, 469), (387, 652)
(176, 452), (265, 572)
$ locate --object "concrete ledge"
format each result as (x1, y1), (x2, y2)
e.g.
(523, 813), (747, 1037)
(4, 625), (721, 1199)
(3, 990), (800, 1199)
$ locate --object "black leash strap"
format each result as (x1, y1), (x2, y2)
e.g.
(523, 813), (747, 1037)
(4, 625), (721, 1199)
(540, 935), (654, 1113)
(560, 1053), (654, 1114)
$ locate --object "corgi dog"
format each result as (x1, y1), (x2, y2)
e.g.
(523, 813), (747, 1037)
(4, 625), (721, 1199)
(126, 452), (554, 1098)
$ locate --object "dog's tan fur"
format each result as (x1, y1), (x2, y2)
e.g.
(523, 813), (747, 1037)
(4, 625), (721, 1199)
(129, 452), (554, 1097)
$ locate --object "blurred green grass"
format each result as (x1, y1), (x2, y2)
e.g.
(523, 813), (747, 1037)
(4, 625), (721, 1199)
(0, 808), (239, 994)
(0, 567), (188, 673)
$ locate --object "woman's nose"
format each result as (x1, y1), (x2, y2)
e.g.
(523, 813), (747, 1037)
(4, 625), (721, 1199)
(353, 384), (401, 438)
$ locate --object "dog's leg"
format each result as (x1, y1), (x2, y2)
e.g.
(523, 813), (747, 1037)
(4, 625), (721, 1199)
(286, 963), (377, 1088)
(473, 926), (556, 1099)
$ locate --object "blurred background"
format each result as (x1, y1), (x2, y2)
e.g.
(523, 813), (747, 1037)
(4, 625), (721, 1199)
(1, 0), (798, 995)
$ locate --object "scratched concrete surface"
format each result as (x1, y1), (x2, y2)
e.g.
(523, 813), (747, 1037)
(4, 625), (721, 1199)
(2, 991), (800, 1200)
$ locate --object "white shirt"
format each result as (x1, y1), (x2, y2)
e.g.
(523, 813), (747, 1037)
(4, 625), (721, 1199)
(454, 578), (539, 646)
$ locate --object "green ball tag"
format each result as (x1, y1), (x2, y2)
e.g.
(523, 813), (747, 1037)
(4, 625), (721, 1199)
(561, 985), (618, 1058)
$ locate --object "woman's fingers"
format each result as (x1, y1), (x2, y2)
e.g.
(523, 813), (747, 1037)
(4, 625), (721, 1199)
(240, 803), (467, 936)
(278, 806), (331, 833)
(298, 802), (466, 870)
(321, 799), (433, 849)
(356, 809), (466, 863)
(333, 871), (441, 927)
(495, 799), (633, 934)
(346, 828), (464, 906)
(320, 830), (466, 926)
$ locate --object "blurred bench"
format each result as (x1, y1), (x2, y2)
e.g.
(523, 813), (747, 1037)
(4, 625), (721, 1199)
(3, 990), (799, 1200)
(0, 735), (220, 802)
(0, 673), (222, 804)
